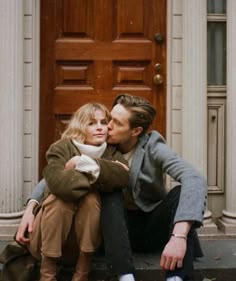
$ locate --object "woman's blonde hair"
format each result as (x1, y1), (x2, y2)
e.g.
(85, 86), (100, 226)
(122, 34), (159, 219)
(61, 103), (110, 142)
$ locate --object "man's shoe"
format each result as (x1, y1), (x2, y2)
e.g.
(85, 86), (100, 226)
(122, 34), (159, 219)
(166, 276), (183, 281)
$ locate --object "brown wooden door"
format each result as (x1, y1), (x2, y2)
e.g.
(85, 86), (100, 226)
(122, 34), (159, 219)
(40, 0), (166, 175)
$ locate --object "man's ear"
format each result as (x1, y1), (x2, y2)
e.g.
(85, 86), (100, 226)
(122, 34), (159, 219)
(131, 127), (143, 137)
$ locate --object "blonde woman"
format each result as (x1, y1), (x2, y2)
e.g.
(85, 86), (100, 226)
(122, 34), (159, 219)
(29, 103), (129, 281)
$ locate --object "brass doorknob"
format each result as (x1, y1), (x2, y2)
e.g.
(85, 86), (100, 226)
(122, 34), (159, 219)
(153, 74), (163, 85)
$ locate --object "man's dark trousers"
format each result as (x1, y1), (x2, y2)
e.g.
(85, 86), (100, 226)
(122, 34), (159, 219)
(100, 186), (203, 280)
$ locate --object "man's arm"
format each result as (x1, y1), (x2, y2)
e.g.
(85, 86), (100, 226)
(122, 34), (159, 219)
(30, 178), (46, 202)
(152, 134), (207, 226)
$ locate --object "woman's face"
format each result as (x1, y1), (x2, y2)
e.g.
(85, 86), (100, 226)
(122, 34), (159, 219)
(84, 109), (108, 146)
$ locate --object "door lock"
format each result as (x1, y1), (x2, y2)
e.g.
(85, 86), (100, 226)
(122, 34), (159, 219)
(153, 74), (164, 85)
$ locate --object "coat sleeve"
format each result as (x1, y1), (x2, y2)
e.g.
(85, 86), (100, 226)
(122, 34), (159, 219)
(92, 146), (129, 192)
(28, 178), (46, 202)
(150, 135), (207, 227)
(43, 140), (91, 202)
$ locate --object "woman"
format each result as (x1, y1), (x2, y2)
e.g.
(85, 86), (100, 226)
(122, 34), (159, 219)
(29, 103), (129, 281)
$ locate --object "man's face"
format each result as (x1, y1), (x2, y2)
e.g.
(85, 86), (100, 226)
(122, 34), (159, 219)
(107, 104), (133, 146)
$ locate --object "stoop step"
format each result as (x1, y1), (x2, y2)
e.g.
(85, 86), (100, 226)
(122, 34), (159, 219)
(0, 240), (236, 281)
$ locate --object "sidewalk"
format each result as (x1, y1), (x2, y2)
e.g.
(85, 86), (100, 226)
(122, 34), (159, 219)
(1, 239), (236, 281)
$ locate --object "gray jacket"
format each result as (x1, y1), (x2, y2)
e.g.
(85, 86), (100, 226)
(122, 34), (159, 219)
(31, 131), (207, 226)
(129, 131), (207, 226)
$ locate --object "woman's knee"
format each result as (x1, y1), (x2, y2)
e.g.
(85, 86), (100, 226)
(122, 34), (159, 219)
(79, 191), (101, 211)
(42, 194), (75, 212)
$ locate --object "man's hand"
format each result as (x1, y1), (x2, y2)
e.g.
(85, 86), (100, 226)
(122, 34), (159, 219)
(15, 201), (37, 245)
(160, 235), (187, 270)
(112, 160), (129, 171)
(160, 221), (192, 271)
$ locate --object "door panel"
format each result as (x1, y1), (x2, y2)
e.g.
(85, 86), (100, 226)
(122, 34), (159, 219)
(40, 0), (166, 175)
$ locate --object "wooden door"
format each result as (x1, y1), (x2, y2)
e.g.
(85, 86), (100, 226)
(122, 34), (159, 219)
(40, 0), (166, 175)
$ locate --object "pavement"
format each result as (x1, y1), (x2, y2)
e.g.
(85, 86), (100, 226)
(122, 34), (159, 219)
(0, 239), (236, 281)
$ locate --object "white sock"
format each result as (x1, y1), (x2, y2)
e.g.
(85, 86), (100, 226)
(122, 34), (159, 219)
(119, 273), (135, 281)
(166, 276), (183, 281)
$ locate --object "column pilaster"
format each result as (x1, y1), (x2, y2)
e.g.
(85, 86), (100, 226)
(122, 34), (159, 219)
(182, 0), (217, 233)
(0, 0), (24, 239)
(218, 0), (236, 234)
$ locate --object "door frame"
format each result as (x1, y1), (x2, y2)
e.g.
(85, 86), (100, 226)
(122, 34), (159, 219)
(38, 0), (169, 177)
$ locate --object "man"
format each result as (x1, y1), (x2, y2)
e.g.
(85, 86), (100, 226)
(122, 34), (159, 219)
(16, 94), (207, 281)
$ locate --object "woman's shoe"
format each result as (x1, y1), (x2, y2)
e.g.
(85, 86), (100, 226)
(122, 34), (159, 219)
(72, 251), (93, 281)
(40, 256), (57, 281)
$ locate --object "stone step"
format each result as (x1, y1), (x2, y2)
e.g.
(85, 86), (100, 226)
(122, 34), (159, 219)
(0, 239), (236, 281)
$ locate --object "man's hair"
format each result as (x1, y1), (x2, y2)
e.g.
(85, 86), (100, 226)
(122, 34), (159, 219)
(61, 103), (110, 142)
(113, 94), (156, 135)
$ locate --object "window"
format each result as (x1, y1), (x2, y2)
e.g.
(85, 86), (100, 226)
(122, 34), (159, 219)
(207, 0), (226, 194)
(207, 0), (226, 87)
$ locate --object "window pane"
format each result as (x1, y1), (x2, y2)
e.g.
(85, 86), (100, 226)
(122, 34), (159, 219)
(207, 22), (226, 85)
(207, 0), (226, 14)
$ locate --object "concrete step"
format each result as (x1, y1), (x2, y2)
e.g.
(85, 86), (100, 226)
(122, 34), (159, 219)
(1, 239), (236, 281)
(91, 238), (236, 281)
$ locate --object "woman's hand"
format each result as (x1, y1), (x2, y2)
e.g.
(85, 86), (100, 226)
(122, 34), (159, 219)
(65, 156), (81, 169)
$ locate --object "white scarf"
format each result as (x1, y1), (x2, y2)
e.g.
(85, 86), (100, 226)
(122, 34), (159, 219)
(72, 140), (107, 159)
